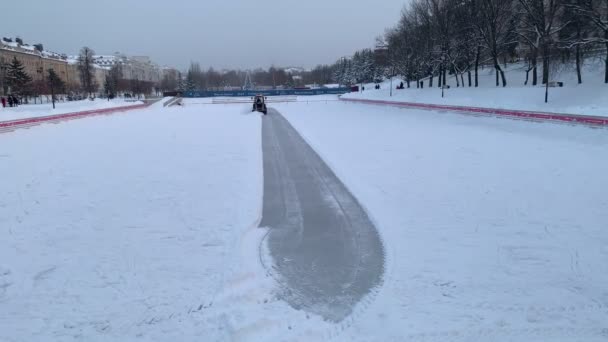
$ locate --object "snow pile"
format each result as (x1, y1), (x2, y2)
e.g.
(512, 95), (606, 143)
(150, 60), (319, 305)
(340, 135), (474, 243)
(274, 100), (608, 342)
(0, 99), (144, 122)
(344, 61), (608, 117)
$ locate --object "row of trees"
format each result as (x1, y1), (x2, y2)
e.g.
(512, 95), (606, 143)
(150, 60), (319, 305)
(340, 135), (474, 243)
(332, 49), (383, 86)
(179, 0), (607, 93)
(102, 63), (157, 99)
(382, 0), (607, 88)
(182, 61), (381, 91)
(297, 0), (607, 89)
(183, 63), (305, 90)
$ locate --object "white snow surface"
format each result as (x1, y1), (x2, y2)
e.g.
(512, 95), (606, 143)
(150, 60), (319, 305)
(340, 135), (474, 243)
(273, 100), (608, 341)
(0, 102), (268, 341)
(0, 99), (144, 122)
(344, 62), (608, 117)
(2, 97), (608, 341)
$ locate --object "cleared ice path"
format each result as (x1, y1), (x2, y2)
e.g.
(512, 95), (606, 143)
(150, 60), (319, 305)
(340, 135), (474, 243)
(260, 108), (385, 322)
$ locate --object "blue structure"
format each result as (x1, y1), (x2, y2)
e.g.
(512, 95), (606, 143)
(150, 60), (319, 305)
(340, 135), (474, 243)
(182, 88), (351, 98)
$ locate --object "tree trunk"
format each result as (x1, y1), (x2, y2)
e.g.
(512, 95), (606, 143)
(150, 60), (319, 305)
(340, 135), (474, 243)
(605, 39), (608, 84)
(51, 84), (55, 109)
(443, 67), (447, 87)
(542, 43), (550, 85)
(407, 79), (410, 88)
(494, 56), (506, 87)
(430, 74), (434, 88)
(576, 44), (582, 84)
(532, 54), (538, 86)
(438, 66), (443, 88)
(455, 71), (460, 87)
(461, 73), (465, 88)
(474, 45), (480, 87)
(468, 70), (472, 87)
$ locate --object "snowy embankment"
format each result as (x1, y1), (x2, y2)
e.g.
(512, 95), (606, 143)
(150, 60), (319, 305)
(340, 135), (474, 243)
(0, 101), (263, 341)
(274, 101), (608, 342)
(0, 99), (144, 122)
(344, 62), (608, 117)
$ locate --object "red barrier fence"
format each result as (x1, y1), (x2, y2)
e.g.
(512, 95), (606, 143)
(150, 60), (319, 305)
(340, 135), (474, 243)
(339, 98), (608, 127)
(0, 103), (148, 131)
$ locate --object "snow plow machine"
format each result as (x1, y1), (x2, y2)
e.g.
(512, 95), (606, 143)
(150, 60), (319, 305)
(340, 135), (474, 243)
(252, 95), (268, 115)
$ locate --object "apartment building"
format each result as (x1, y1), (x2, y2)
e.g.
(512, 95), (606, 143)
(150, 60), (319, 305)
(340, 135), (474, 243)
(1, 36), (168, 96)
(0, 37), (72, 95)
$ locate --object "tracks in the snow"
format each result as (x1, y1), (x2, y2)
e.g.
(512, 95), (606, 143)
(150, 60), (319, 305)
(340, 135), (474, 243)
(259, 108), (385, 323)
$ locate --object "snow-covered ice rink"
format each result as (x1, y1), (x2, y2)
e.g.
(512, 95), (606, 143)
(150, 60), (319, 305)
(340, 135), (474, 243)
(1, 96), (607, 341)
(275, 100), (608, 341)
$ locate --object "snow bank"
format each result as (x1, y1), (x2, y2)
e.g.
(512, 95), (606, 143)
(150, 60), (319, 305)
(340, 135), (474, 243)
(346, 62), (608, 117)
(0, 104), (263, 341)
(0, 99), (144, 122)
(274, 100), (608, 342)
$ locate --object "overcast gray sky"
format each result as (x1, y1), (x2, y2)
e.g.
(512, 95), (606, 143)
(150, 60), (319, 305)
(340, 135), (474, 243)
(3, 0), (407, 70)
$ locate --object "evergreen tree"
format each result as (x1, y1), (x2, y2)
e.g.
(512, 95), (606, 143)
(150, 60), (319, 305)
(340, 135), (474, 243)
(6, 57), (32, 95)
(177, 72), (185, 92)
(186, 71), (197, 91)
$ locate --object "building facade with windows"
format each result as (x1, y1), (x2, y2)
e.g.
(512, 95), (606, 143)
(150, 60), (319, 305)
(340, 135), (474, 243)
(2, 36), (168, 96)
(0, 37), (72, 95)
(93, 53), (162, 83)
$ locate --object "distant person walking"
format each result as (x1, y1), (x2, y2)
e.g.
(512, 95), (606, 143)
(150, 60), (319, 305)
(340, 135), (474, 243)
(12, 95), (19, 107)
(1, 97), (6, 108)
(8, 96), (13, 107)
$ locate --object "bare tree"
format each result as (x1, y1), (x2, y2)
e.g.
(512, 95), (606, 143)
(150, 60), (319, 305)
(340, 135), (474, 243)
(77, 47), (96, 96)
(560, 0), (595, 83)
(47, 68), (65, 109)
(567, 0), (608, 83)
(476, 0), (518, 87)
(517, 0), (567, 86)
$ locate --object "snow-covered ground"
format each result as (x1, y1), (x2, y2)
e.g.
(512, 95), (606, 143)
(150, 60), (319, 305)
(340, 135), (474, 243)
(273, 100), (608, 341)
(0, 101), (263, 341)
(344, 61), (608, 117)
(0, 99), (144, 122)
(1, 97), (607, 341)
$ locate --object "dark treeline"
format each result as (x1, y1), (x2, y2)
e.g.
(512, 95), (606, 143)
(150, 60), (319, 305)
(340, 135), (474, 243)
(184, 63), (301, 90)
(184, 62), (353, 90)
